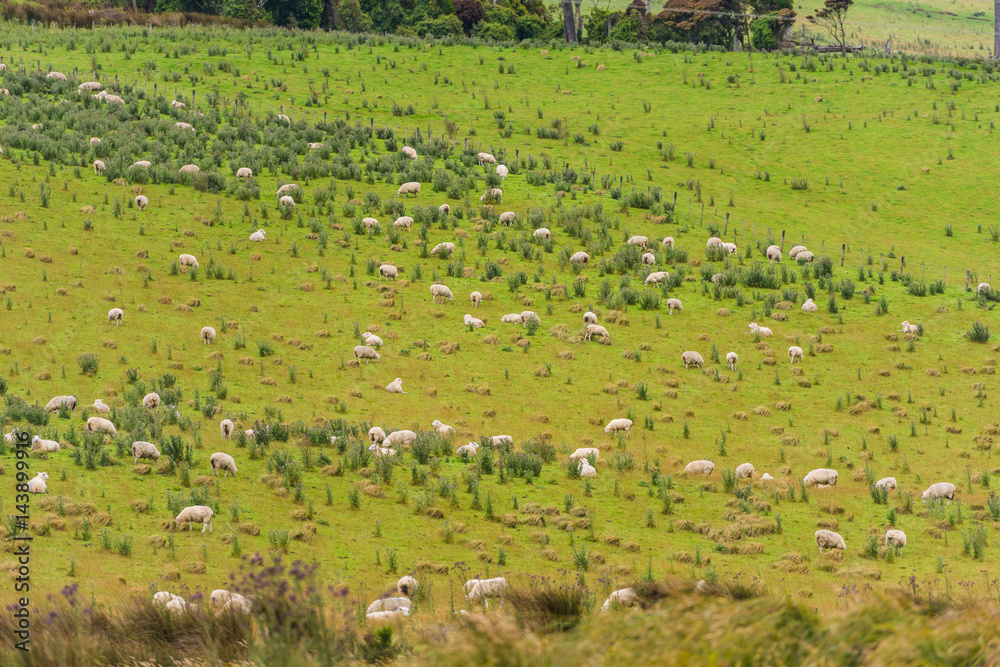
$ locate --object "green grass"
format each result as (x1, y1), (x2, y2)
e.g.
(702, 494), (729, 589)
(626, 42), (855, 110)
(0, 23), (999, 632)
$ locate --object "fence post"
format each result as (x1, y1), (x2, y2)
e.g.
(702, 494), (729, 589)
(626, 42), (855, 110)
(724, 212), (729, 236)
(966, 269), (970, 291)
(780, 230), (785, 254)
(672, 192), (677, 211)
(901, 256), (905, 271)
(841, 244), (846, 267)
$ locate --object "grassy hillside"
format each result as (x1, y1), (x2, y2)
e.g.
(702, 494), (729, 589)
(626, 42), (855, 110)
(0, 23), (999, 637)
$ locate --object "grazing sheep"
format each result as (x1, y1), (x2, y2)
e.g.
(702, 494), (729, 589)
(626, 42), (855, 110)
(477, 152), (497, 165)
(179, 164), (200, 175)
(796, 251), (815, 263)
(641, 252), (655, 265)
(644, 271), (670, 286)
(583, 311), (598, 324)
(393, 216), (414, 229)
(706, 237), (723, 248)
(179, 254), (199, 269)
(722, 242), (738, 256)
(369, 427), (386, 444)
(31, 436), (60, 453)
(628, 235), (649, 248)
(899, 321), (919, 335)
(401, 146), (418, 160)
(86, 417), (117, 437)
(131, 441), (160, 464)
(276, 184), (298, 196)
(430, 284), (455, 303)
(398, 575), (419, 597)
(279, 195), (295, 207)
(604, 418), (633, 437)
(802, 298), (818, 312)
(135, 195), (148, 210)
(103, 94), (125, 105)
(142, 392), (161, 409)
(735, 462), (755, 479)
(47, 71), (67, 80)
(174, 122), (194, 131)
(210, 452), (238, 477)
(431, 420), (454, 435)
(378, 265), (398, 281)
(499, 211), (516, 226)
(766, 245), (781, 262)
(533, 227), (551, 240)
(32, 123), (43, 130)
(175, 505), (214, 533)
(93, 160), (106, 175)
(788, 245), (807, 259)
(885, 529), (907, 555)
(431, 242), (456, 257)
(579, 461), (597, 478)
(570, 251), (590, 265)
(354, 345), (381, 364)
(978, 282), (991, 295)
(748, 323), (773, 337)
(362, 332), (383, 348)
(277, 114), (291, 124)
(684, 460), (714, 475)
(91, 399), (111, 414)
(456, 442), (479, 456)
(726, 351), (738, 370)
(681, 351), (705, 368)
(132, 160), (152, 169)
(875, 477), (897, 491)
(439, 204), (451, 215)
(467, 577), (507, 603)
(490, 435), (514, 446)
(922, 482), (956, 502)
(788, 346), (803, 363)
(569, 448), (600, 461)
(249, 229), (266, 242)
(501, 313), (524, 325)
(45, 395), (77, 412)
(815, 529), (846, 554)
(520, 310), (540, 326)
(307, 142), (324, 150)
(601, 588), (638, 611)
(79, 82), (102, 92)
(480, 188), (503, 203)
(107, 307), (125, 326)
(27, 472), (49, 493)
(210, 590), (237, 609)
(364, 218), (381, 231)
(662, 237), (675, 249)
(366, 597), (411, 614)
(201, 326), (217, 344)
(384, 430), (418, 447)
(667, 297), (683, 314)
(496, 165), (508, 179)
(710, 273), (725, 284)
(89, 138), (102, 149)
(220, 419), (234, 438)
(585, 323), (610, 342)
(236, 167), (253, 180)
(464, 314), (485, 328)
(386, 378), (407, 394)
(803, 468), (838, 487)
(397, 182), (421, 197)
(165, 599), (193, 615)
(470, 291), (482, 308)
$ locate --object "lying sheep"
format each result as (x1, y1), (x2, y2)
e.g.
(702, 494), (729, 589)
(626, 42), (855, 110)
(570, 251), (590, 265)
(803, 468), (838, 487)
(662, 236), (675, 249)
(86, 417), (117, 437)
(477, 152), (497, 165)
(604, 418), (632, 437)
(726, 351), (738, 370)
(735, 462), (754, 479)
(384, 430), (418, 447)
(499, 211), (516, 225)
(210, 452), (238, 477)
(279, 195), (295, 207)
(401, 146), (418, 160)
(533, 228), (551, 240)
(501, 313), (524, 325)
(684, 460), (714, 475)
(362, 332), (383, 348)
(249, 229), (266, 242)
(108, 307), (124, 326)
(801, 298), (818, 312)
(569, 447), (600, 461)
(628, 235), (649, 248)
(667, 297), (683, 314)
(366, 597), (411, 614)
(398, 575), (419, 597)
(788, 346), (803, 363)
(922, 482), (956, 502)
(91, 399), (111, 414)
(899, 321), (919, 335)
(788, 245), (807, 259)
(31, 436), (60, 453)
(579, 461), (597, 478)
(601, 588), (638, 611)
(369, 427), (386, 444)
(179, 253), (199, 269)
(220, 419), (234, 439)
(378, 265), (398, 281)
(201, 326), (217, 344)
(766, 245), (781, 262)
(885, 529), (907, 555)
(875, 477), (897, 491)
(367, 608), (409, 623)
(393, 216), (413, 229)
(153, 592), (185, 607)
(142, 392), (161, 409)
(354, 345), (381, 364)
(681, 351), (704, 368)
(706, 237), (723, 248)
(496, 165), (508, 179)
(815, 529), (846, 554)
(456, 442), (479, 457)
(45, 395), (76, 412)
(467, 577), (507, 603)
(645, 271), (669, 286)
(464, 314), (485, 328)
(583, 311), (598, 324)
(470, 291), (482, 308)
(386, 378), (407, 394)
(761, 473), (776, 481)
(369, 446), (399, 459)
(27, 472), (49, 493)
(93, 160), (106, 175)
(431, 420), (454, 436)
(175, 505), (214, 533)
(430, 284), (454, 302)
(480, 188), (503, 203)
(431, 242), (456, 257)
(748, 322), (773, 337)
(585, 324), (610, 342)
(490, 435), (514, 446)
(131, 441), (160, 464)
(236, 167), (253, 180)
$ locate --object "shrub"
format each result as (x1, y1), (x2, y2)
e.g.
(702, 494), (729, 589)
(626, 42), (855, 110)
(967, 321), (990, 343)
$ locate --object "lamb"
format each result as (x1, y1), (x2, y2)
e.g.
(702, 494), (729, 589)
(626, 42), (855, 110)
(490, 435), (514, 446)
(464, 314), (485, 328)
(667, 297), (683, 314)
(726, 351), (738, 370)
(430, 284), (455, 302)
(748, 323), (773, 337)
(398, 575), (419, 597)
(801, 298), (818, 312)
(604, 418), (633, 437)
(354, 345), (381, 364)
(570, 251), (590, 265)
(31, 436), (60, 453)
(384, 430), (418, 447)
(135, 195), (148, 210)
(431, 420), (454, 436)
(93, 160), (106, 175)
(131, 441), (160, 464)
(978, 282), (991, 295)
(569, 448), (600, 461)
(470, 291), (482, 308)
(885, 529), (907, 555)
(662, 237), (675, 248)
(44, 395), (76, 412)
(803, 468), (838, 487)
(393, 216), (414, 229)
(175, 505), (214, 533)
(788, 245), (807, 259)
(477, 152), (497, 165)
(722, 242), (738, 255)
(366, 597), (411, 614)
(86, 417), (117, 437)
(210, 452), (239, 477)
(362, 332), (383, 348)
(201, 326), (217, 344)
(601, 588), (638, 611)
(236, 167), (253, 180)
(386, 378), (407, 394)
(579, 461), (597, 478)
(369, 427), (386, 444)
(142, 392), (161, 409)
(27, 472), (49, 493)
(533, 228), (551, 240)
(220, 419), (235, 439)
(735, 462), (755, 479)
(875, 477), (897, 491)
(467, 577), (507, 603)
(496, 165), (508, 179)
(520, 311), (540, 326)
(90, 399), (111, 414)
(248, 229), (267, 243)
(401, 146), (418, 160)
(174, 122), (194, 131)
(795, 251), (815, 263)
(681, 351), (705, 368)
(378, 265), (398, 281)
(179, 254), (199, 269)
(627, 235), (649, 248)
(480, 188), (503, 203)
(788, 346), (803, 363)
(899, 321), (919, 335)
(439, 204), (451, 215)
(922, 482), (956, 502)
(431, 242), (455, 257)
(641, 253), (655, 265)
(498, 211), (516, 225)
(684, 460), (714, 475)
(583, 311), (598, 324)
(179, 164), (200, 175)
(456, 442), (479, 456)
(766, 245), (781, 262)
(644, 271), (670, 286)
(815, 529), (846, 554)
(706, 237), (723, 248)
(585, 324), (610, 342)
(397, 182), (421, 197)
(279, 195), (295, 207)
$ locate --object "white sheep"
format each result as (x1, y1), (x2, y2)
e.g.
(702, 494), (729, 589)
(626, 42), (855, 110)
(627, 235), (649, 248)
(722, 242), (738, 256)
(153, 592), (185, 607)
(480, 188), (503, 203)
(520, 311), (540, 326)
(45, 395), (77, 412)
(801, 298), (818, 312)
(210, 589), (237, 609)
(362, 332), (383, 348)
(498, 211), (516, 226)
(667, 297), (683, 314)
(710, 273), (725, 284)
(569, 448), (600, 461)
(366, 608), (409, 623)
(430, 284), (455, 303)
(134, 195), (148, 210)
(27, 472), (49, 493)
(579, 461), (597, 478)
(216, 595), (252, 616)
(90, 398), (111, 414)
(788, 346), (803, 363)
(31, 436), (60, 453)
(142, 392), (161, 409)
(276, 184), (298, 196)
(31, 123), (43, 130)
(179, 164), (200, 175)
(86, 417), (117, 437)
(815, 529), (846, 554)
(477, 152), (497, 165)
(393, 216), (413, 229)
(796, 251), (815, 263)
(220, 419), (234, 439)
(175, 505), (214, 533)
(899, 321), (919, 335)
(885, 529), (907, 555)
(431, 242), (455, 257)
(681, 351), (705, 368)
(978, 282), (991, 295)
(735, 462), (754, 479)
(684, 460), (714, 475)
(249, 229), (266, 242)
(439, 204), (451, 215)
(570, 251), (590, 265)
(79, 82), (102, 92)
(604, 418), (632, 437)
(93, 160), (106, 175)
(641, 252), (656, 266)
(210, 452), (239, 477)
(369, 427), (386, 444)
(366, 597), (411, 614)
(171, 100), (186, 109)
(378, 265), (398, 281)
(431, 420), (454, 436)
(496, 164), (508, 179)
(236, 167), (253, 180)
(470, 291), (482, 308)
(726, 351), (738, 370)
(386, 378), (407, 394)
(307, 142), (324, 150)
(131, 441), (160, 464)
(89, 136), (102, 146)
(662, 237), (675, 249)
(583, 311), (598, 324)
(279, 195), (295, 207)
(354, 345), (381, 364)
(644, 271), (669, 286)
(384, 430), (418, 448)
(174, 122), (194, 131)
(803, 468), (838, 487)
(601, 588), (638, 611)
(533, 228), (551, 240)
(501, 313), (525, 325)
(875, 477), (897, 491)
(106, 95), (128, 106)
(788, 245), (807, 258)
(456, 442), (479, 457)
(47, 71), (67, 80)
(706, 237), (723, 248)
(132, 160), (152, 169)
(398, 575), (419, 597)
(107, 307), (124, 326)
(401, 146), (418, 160)
(179, 253), (200, 269)
(201, 326), (217, 344)
(585, 324), (610, 342)
(464, 314), (485, 328)
(490, 435), (513, 446)
(466, 577), (507, 603)
(397, 182), (420, 197)
(748, 322), (773, 337)
(761, 473), (776, 481)
(922, 482), (956, 502)
(766, 245), (781, 262)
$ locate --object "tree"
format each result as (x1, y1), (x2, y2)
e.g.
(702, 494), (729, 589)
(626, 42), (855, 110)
(657, 0), (744, 48)
(807, 0), (853, 54)
(361, 0), (405, 32)
(455, 0), (485, 35)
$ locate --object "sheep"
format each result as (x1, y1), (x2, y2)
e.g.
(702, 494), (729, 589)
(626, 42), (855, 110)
(362, 332), (383, 348)
(201, 326), (217, 344)
(467, 577), (507, 603)
(885, 529), (907, 555)
(354, 345), (381, 364)
(815, 529), (846, 554)
(397, 182), (421, 197)
(464, 314), (485, 328)
(520, 311), (540, 326)
(735, 462), (755, 479)
(277, 114), (291, 124)
(210, 452), (239, 477)
(131, 441), (160, 464)
(369, 427), (386, 444)
(386, 378), (407, 394)
(366, 597), (411, 614)
(604, 418), (633, 437)
(533, 227), (551, 240)
(681, 351), (705, 368)
(210, 589), (237, 609)
(803, 468), (838, 487)
(922, 482), (956, 503)
(570, 251), (590, 265)
(153, 592), (185, 607)
(583, 311), (598, 324)
(788, 346), (803, 363)
(45, 395), (76, 412)
(105, 94), (127, 106)
(788, 245), (807, 259)
(662, 236), (675, 249)
(431, 420), (454, 436)
(490, 435), (513, 446)
(569, 448), (600, 462)
(393, 216), (414, 229)
(748, 323), (773, 337)
(802, 298), (818, 312)
(367, 609), (409, 623)
(86, 417), (117, 437)
(726, 351), (738, 370)
(722, 242), (738, 256)
(795, 251), (815, 263)
(79, 81), (102, 92)
(978, 282), (991, 295)
(370, 446), (398, 458)
(31, 436), (60, 453)
(684, 460), (714, 475)
(706, 237), (723, 248)
(26, 472), (49, 493)
(135, 195), (148, 210)
(93, 160), (106, 175)
(47, 71), (67, 80)
(644, 271), (670, 286)
(477, 152), (497, 165)
(480, 188), (503, 203)
(236, 167), (253, 180)
(627, 235), (649, 248)
(579, 461), (597, 478)
(220, 419), (234, 439)
(431, 242), (456, 257)
(601, 588), (638, 611)
(641, 252), (656, 265)
(171, 100), (186, 109)
(279, 195), (295, 208)
(142, 392), (161, 409)
(761, 473), (776, 481)
(766, 245), (781, 262)
(179, 253), (200, 269)
(875, 477), (897, 491)
(496, 164), (508, 179)
(456, 442), (479, 457)
(384, 430), (418, 448)
(174, 122), (194, 131)
(3, 431), (12, 443)
(899, 321), (919, 335)
(216, 595), (252, 616)
(430, 284), (455, 303)
(439, 204), (451, 215)
(585, 324), (610, 342)
(401, 146), (418, 160)
(667, 298), (683, 314)
(276, 184), (298, 196)
(378, 265), (398, 281)
(89, 137), (102, 147)
(366, 218), (382, 234)
(105, 307), (125, 327)
(132, 160), (152, 169)
(398, 575), (419, 597)
(90, 399), (111, 414)
(307, 142), (324, 150)
(179, 164), (200, 175)
(32, 123), (43, 130)
(499, 211), (516, 226)
(165, 599), (193, 615)
(470, 291), (482, 308)
(249, 229), (266, 242)
(175, 505), (214, 533)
